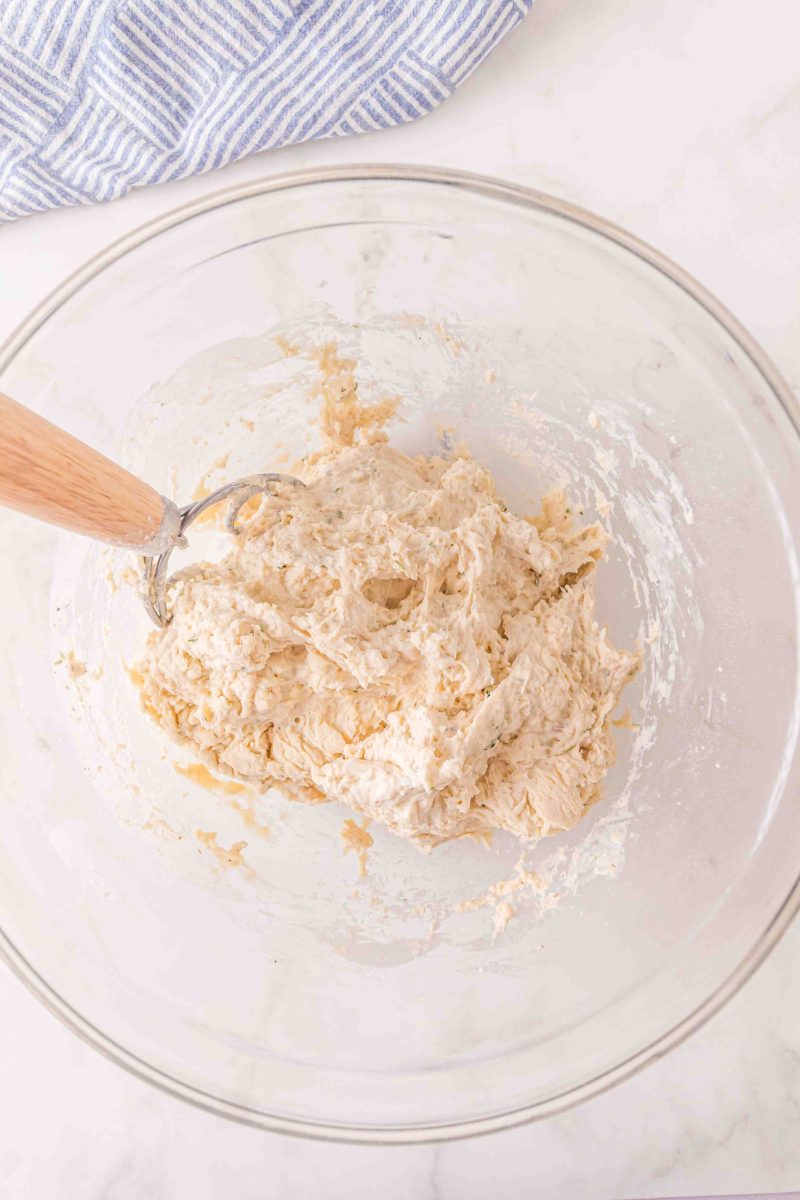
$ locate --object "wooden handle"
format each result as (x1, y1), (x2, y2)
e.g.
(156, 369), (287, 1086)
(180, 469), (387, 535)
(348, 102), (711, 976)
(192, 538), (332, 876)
(0, 392), (169, 550)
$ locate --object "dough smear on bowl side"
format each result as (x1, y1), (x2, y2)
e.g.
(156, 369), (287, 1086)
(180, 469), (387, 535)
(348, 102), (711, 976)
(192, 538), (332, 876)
(135, 347), (640, 851)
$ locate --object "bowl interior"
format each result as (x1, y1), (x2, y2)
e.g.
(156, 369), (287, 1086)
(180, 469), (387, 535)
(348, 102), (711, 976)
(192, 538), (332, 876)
(0, 173), (798, 1138)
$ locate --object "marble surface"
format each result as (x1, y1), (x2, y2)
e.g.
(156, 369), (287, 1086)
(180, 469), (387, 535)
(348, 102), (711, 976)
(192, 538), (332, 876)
(1, 0), (799, 1196)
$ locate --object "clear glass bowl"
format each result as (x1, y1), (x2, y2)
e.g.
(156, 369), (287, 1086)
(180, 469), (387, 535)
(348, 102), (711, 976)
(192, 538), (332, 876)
(1, 167), (798, 1142)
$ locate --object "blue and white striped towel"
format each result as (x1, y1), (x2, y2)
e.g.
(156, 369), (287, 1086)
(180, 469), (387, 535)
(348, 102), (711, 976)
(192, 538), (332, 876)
(0, 0), (532, 221)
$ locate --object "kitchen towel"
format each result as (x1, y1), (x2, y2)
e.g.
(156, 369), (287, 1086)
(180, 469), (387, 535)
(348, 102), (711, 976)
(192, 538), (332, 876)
(0, 0), (531, 221)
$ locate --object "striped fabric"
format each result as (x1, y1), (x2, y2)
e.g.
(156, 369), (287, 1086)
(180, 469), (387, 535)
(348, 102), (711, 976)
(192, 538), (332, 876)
(0, 0), (532, 220)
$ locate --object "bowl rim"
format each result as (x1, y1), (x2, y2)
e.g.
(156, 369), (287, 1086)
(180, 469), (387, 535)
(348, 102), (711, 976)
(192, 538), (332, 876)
(1, 163), (798, 1144)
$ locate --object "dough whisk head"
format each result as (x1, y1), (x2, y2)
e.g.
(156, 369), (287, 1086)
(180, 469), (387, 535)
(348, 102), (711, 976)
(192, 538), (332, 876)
(142, 473), (305, 627)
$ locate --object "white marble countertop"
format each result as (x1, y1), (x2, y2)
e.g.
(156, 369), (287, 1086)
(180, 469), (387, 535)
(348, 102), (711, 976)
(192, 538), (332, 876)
(2, 1), (799, 1196)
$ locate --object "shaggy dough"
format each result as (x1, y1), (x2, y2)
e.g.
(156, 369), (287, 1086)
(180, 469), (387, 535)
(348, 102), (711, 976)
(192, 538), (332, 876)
(138, 360), (639, 850)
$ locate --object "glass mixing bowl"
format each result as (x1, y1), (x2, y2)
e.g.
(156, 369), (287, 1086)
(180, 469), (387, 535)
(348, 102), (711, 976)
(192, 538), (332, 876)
(1, 167), (798, 1142)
